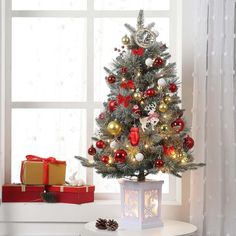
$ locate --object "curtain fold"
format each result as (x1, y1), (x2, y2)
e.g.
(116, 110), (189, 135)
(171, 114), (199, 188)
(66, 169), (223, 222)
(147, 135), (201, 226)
(190, 0), (236, 235)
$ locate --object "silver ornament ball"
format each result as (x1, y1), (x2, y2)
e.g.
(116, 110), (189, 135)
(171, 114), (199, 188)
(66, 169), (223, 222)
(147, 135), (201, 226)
(110, 140), (120, 149)
(157, 78), (167, 87)
(135, 153), (144, 162)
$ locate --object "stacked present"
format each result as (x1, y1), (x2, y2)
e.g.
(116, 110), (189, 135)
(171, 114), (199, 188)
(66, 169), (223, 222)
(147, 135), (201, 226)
(2, 155), (95, 204)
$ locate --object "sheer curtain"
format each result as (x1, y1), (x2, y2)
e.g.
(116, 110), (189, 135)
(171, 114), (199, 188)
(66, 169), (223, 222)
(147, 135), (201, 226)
(190, 0), (236, 235)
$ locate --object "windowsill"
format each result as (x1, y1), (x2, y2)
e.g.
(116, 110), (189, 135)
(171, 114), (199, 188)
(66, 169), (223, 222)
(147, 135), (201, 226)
(0, 200), (121, 223)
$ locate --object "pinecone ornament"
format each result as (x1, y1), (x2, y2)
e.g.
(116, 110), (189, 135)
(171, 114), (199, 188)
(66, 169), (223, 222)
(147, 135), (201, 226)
(106, 219), (119, 231)
(95, 218), (107, 230)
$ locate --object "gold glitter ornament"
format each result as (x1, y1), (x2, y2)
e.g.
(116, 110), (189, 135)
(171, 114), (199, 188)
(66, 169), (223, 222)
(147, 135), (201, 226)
(163, 95), (172, 104)
(133, 91), (142, 101)
(159, 102), (168, 112)
(160, 124), (169, 133)
(107, 120), (122, 136)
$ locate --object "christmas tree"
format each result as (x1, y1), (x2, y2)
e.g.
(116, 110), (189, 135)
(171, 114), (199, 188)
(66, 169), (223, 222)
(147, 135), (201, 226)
(76, 10), (204, 181)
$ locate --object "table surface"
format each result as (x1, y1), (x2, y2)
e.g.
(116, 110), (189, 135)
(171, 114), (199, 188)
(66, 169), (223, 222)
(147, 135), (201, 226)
(84, 219), (197, 236)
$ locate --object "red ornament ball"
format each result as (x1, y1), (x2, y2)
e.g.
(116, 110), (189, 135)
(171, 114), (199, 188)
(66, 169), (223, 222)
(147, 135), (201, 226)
(114, 149), (127, 163)
(153, 57), (164, 67)
(163, 145), (175, 156)
(96, 140), (106, 149)
(155, 159), (165, 168)
(169, 83), (178, 93)
(183, 135), (194, 149)
(88, 145), (96, 155)
(108, 100), (117, 112)
(98, 112), (105, 120)
(171, 118), (185, 133)
(145, 88), (156, 97)
(120, 67), (128, 74)
(132, 105), (141, 115)
(107, 75), (116, 84)
(101, 155), (109, 164)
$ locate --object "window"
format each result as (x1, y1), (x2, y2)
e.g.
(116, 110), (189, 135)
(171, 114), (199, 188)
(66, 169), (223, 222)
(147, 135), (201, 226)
(3, 0), (181, 203)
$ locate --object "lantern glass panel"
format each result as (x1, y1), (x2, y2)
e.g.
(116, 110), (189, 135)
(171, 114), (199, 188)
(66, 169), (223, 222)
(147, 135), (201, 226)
(124, 189), (139, 218)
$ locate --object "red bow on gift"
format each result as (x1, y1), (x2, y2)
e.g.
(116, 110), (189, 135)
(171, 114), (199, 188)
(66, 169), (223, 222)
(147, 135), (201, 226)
(132, 47), (144, 56)
(120, 80), (135, 89)
(118, 94), (131, 108)
(26, 155), (65, 164)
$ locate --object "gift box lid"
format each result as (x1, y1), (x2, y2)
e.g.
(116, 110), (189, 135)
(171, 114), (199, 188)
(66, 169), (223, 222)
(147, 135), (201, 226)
(46, 185), (95, 193)
(3, 184), (44, 192)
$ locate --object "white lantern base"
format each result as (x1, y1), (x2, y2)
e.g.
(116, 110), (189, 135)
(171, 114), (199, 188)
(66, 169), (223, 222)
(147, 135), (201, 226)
(119, 179), (164, 230)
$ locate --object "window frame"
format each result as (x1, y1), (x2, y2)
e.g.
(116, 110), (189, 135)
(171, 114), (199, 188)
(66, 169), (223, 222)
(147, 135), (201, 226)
(1, 0), (182, 205)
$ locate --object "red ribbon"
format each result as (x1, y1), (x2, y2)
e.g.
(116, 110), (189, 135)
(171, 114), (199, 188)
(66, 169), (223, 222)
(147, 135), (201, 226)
(132, 47), (144, 56)
(20, 155), (66, 185)
(118, 94), (131, 108)
(120, 80), (135, 89)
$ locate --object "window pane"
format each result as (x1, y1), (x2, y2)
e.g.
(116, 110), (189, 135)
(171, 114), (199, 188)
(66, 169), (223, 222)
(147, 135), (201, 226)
(12, 109), (87, 183)
(12, 0), (86, 10)
(94, 0), (169, 10)
(12, 18), (87, 101)
(94, 17), (169, 102)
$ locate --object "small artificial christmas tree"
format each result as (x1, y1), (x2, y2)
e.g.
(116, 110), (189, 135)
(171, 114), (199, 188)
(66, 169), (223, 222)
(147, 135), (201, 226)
(76, 10), (204, 182)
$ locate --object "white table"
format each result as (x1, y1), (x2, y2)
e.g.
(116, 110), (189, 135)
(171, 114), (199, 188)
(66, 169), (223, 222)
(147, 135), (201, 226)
(83, 219), (197, 236)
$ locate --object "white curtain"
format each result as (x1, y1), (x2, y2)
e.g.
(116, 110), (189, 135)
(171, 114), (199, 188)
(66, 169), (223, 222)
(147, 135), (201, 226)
(190, 0), (236, 235)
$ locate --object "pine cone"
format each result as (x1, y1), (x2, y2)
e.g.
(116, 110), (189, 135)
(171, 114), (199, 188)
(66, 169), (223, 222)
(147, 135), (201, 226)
(95, 218), (107, 230)
(106, 219), (119, 231)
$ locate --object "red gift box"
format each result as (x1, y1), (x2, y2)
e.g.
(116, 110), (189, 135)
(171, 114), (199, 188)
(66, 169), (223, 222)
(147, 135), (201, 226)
(46, 185), (95, 204)
(2, 184), (44, 202)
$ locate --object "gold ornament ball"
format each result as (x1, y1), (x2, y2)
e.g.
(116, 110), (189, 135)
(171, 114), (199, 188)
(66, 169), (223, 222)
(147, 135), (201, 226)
(159, 102), (168, 112)
(133, 92), (142, 101)
(122, 35), (130, 45)
(160, 124), (169, 133)
(107, 120), (122, 136)
(163, 95), (172, 104)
